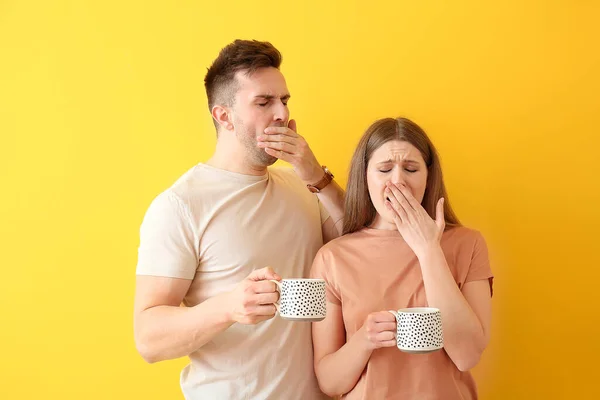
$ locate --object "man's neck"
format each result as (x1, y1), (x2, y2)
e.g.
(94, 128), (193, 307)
(206, 139), (267, 176)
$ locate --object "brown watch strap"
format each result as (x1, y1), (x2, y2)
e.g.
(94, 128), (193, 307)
(307, 166), (334, 193)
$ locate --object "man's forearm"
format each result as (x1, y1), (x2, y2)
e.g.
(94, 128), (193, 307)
(316, 180), (345, 235)
(135, 293), (234, 363)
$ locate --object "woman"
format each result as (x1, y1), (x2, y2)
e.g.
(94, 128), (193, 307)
(311, 117), (494, 399)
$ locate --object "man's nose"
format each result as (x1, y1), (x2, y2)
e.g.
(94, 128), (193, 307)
(273, 101), (289, 124)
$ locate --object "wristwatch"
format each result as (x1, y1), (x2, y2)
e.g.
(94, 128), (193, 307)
(307, 166), (334, 193)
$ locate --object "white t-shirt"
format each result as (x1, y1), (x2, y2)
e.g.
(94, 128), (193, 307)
(136, 163), (330, 400)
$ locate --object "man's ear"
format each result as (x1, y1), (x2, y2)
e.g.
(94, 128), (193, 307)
(212, 105), (234, 131)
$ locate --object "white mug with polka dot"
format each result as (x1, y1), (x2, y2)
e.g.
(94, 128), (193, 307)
(269, 279), (326, 322)
(388, 307), (443, 354)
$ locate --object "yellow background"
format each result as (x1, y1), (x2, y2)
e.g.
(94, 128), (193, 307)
(1, 1), (599, 399)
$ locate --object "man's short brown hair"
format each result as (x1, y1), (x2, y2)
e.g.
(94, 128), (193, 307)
(204, 40), (282, 123)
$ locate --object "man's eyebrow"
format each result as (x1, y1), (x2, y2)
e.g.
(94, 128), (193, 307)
(253, 94), (291, 100)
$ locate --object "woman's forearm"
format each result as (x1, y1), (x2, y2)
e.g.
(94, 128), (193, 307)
(419, 246), (487, 371)
(315, 328), (373, 397)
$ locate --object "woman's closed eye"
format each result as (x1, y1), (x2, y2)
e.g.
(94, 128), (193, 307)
(379, 168), (417, 173)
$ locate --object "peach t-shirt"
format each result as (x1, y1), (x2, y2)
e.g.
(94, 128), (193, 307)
(311, 226), (494, 400)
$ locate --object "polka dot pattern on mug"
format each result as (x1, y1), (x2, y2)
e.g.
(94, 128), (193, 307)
(397, 311), (443, 349)
(279, 280), (326, 318)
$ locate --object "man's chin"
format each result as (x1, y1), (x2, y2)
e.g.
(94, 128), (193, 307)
(254, 152), (278, 167)
(263, 156), (278, 166)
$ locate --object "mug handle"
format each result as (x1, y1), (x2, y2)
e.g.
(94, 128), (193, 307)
(388, 310), (399, 319)
(269, 280), (282, 312)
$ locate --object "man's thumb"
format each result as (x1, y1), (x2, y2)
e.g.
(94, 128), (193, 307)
(248, 266), (281, 281)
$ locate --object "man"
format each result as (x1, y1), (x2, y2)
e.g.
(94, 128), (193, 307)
(133, 39), (344, 399)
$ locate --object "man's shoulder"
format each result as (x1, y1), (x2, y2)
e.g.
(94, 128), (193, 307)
(166, 163), (228, 202)
(268, 165), (299, 181)
(170, 163), (211, 190)
(136, 164), (211, 218)
(268, 166), (307, 191)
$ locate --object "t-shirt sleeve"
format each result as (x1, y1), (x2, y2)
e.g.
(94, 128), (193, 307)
(310, 248), (341, 305)
(464, 231), (494, 296)
(136, 190), (198, 280)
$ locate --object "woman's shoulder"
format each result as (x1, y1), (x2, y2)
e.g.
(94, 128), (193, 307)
(442, 225), (487, 249)
(319, 229), (365, 250)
